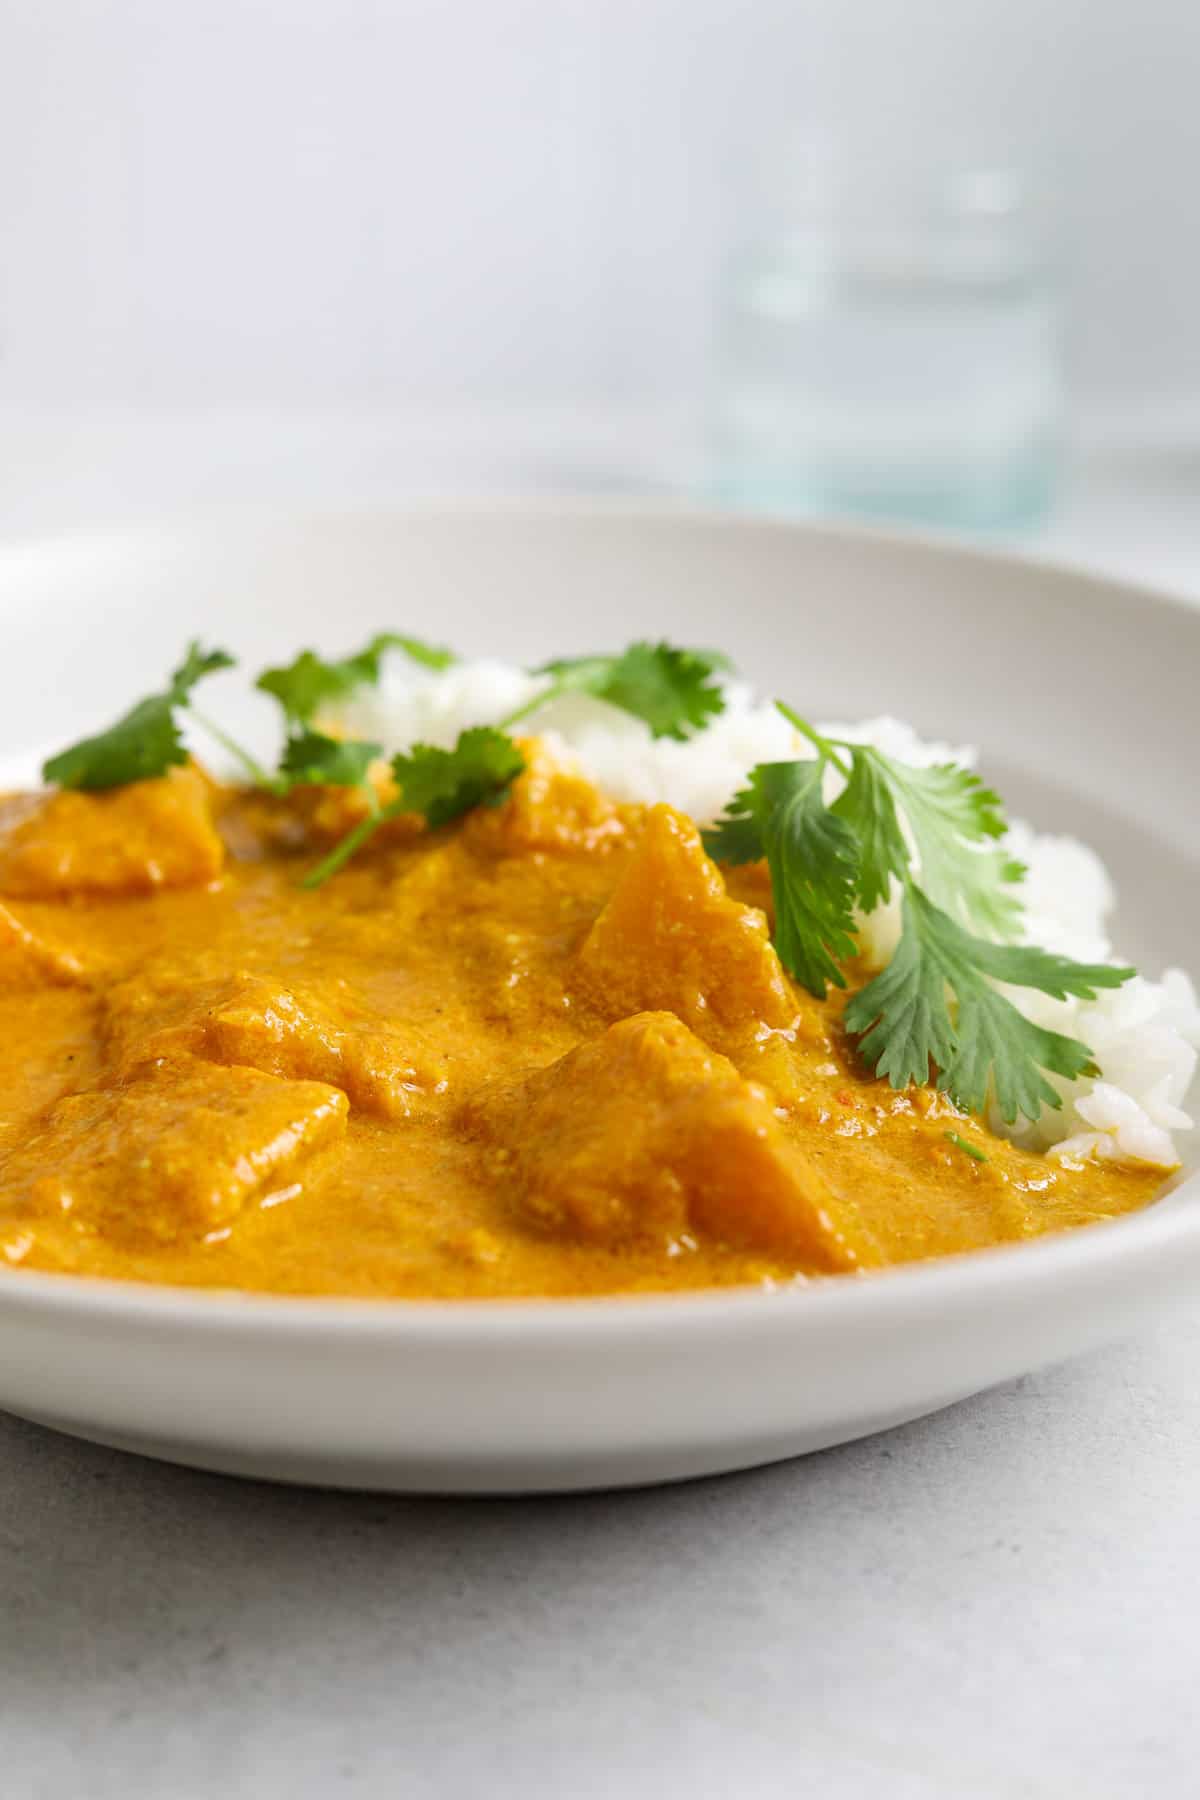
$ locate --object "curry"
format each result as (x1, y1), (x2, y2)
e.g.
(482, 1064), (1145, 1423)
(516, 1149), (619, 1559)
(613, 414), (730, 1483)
(0, 750), (1164, 1298)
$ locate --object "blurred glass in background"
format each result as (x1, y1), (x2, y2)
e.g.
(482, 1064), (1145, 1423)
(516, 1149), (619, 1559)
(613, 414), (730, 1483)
(710, 135), (1063, 529)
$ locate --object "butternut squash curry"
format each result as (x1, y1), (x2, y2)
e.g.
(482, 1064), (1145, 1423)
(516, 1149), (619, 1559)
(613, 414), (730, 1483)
(0, 636), (1166, 1298)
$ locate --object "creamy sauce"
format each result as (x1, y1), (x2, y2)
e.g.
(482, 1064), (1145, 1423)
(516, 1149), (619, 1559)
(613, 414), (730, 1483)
(0, 752), (1164, 1298)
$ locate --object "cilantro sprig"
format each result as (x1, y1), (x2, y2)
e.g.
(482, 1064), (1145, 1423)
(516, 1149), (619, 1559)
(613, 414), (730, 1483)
(43, 643), (237, 791)
(41, 631), (453, 804)
(301, 727), (525, 888)
(502, 642), (731, 740)
(703, 705), (1134, 1124)
(300, 638), (733, 882)
(845, 885), (1128, 1121)
(257, 633), (455, 726)
(252, 632), (450, 811)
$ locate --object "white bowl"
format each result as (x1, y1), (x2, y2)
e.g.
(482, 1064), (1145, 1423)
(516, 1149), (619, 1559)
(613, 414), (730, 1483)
(0, 502), (1196, 1492)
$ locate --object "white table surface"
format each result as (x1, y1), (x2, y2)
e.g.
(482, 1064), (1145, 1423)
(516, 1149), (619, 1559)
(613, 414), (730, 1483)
(2, 412), (1198, 1800)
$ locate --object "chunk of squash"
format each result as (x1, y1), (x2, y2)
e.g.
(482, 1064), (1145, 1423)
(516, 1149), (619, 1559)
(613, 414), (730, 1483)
(0, 765), (223, 898)
(203, 976), (448, 1118)
(468, 1011), (875, 1269)
(576, 804), (797, 1042)
(102, 969), (449, 1119)
(2, 1056), (347, 1243)
(465, 741), (629, 857)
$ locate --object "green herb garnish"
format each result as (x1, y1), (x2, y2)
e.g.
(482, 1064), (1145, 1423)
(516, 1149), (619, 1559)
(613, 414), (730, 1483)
(256, 633), (456, 727)
(944, 1130), (988, 1164)
(704, 758), (860, 996)
(503, 642), (731, 740)
(278, 730), (383, 791)
(846, 888), (1126, 1121)
(302, 727), (524, 888)
(384, 729), (525, 828)
(373, 634), (458, 673)
(43, 643), (236, 791)
(704, 705), (1134, 1124)
(253, 634), (452, 806)
(305, 639), (731, 883)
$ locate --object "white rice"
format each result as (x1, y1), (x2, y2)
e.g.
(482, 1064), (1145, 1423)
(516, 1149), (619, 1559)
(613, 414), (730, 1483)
(340, 657), (1200, 1171)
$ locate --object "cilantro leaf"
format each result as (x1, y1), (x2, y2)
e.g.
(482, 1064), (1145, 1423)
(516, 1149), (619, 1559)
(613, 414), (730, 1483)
(774, 706), (1024, 938)
(828, 750), (912, 915)
(704, 759), (860, 995)
(369, 633), (457, 674)
(844, 885), (1133, 1122)
(278, 730), (382, 790)
(256, 633), (457, 725)
(43, 695), (187, 792)
(701, 795), (769, 869)
(169, 642), (236, 702)
(391, 728), (526, 829)
(842, 751), (1024, 938)
(510, 642), (729, 740)
(42, 642), (235, 792)
(301, 727), (524, 887)
(256, 651), (349, 725)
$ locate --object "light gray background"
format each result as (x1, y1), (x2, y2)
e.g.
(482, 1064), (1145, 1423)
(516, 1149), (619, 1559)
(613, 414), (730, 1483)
(2, 0), (1198, 429)
(3, 1316), (1198, 1800)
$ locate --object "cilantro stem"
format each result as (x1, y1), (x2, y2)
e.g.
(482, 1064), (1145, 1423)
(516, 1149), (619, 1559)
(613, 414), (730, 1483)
(498, 684), (562, 730)
(944, 1129), (989, 1164)
(301, 803), (398, 890)
(775, 703), (852, 778)
(188, 707), (277, 789)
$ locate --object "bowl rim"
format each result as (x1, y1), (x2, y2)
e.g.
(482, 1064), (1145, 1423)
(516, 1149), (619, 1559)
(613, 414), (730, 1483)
(0, 1183), (1197, 1340)
(3, 489), (1200, 621)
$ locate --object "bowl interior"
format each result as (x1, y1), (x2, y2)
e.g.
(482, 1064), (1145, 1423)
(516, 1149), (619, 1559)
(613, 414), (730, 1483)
(1, 501), (1196, 1223)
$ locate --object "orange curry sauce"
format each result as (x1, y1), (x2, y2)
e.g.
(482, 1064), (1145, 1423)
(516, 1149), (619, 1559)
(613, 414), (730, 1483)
(0, 750), (1163, 1297)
